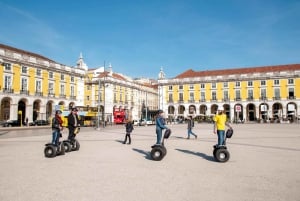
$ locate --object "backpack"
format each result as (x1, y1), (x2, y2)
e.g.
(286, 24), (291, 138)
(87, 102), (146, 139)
(226, 128), (233, 138)
(164, 129), (172, 139)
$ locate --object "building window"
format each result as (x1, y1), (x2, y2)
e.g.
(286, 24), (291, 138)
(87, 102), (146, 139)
(224, 91), (229, 100)
(248, 81), (253, 87)
(274, 79), (280, 85)
(211, 82), (216, 89)
(49, 72), (53, 79)
(71, 76), (74, 82)
(3, 63), (11, 71)
(71, 86), (75, 96)
(61, 74), (64, 81)
(212, 91), (217, 100)
(179, 85), (183, 90)
(235, 82), (240, 87)
(21, 78), (27, 91)
(49, 83), (54, 94)
(189, 92), (194, 101)
(4, 75), (12, 89)
(168, 86), (173, 90)
(200, 83), (205, 89)
(60, 84), (65, 95)
(179, 93), (183, 101)
(248, 89), (253, 99)
(189, 85), (194, 90)
(168, 93), (173, 102)
(235, 90), (241, 100)
(86, 96), (90, 101)
(87, 85), (91, 90)
(288, 88), (294, 99)
(261, 80), (266, 86)
(288, 79), (294, 85)
(200, 92), (205, 101)
(274, 88), (280, 98)
(261, 88), (266, 99)
(36, 80), (41, 92)
(223, 82), (228, 88)
(21, 66), (27, 74)
(36, 69), (41, 76)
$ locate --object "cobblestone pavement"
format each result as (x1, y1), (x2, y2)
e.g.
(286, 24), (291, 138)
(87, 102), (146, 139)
(0, 123), (299, 201)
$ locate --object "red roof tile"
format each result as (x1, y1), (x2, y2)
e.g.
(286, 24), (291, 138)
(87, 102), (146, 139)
(175, 64), (300, 79)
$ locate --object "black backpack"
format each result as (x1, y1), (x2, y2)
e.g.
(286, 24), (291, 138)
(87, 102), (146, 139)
(226, 128), (233, 138)
(164, 129), (172, 139)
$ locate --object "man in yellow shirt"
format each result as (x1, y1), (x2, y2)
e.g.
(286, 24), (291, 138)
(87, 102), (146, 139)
(213, 106), (232, 146)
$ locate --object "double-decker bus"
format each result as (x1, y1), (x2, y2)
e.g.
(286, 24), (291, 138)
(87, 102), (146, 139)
(113, 108), (125, 124)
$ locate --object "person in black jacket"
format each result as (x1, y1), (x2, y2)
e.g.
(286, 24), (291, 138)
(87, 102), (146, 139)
(123, 119), (134, 144)
(68, 108), (80, 141)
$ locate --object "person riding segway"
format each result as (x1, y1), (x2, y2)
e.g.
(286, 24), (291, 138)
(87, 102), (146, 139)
(150, 110), (171, 161)
(213, 106), (233, 163)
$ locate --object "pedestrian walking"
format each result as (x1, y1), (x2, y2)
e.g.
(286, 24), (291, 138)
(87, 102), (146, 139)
(123, 119), (134, 144)
(213, 106), (232, 146)
(186, 116), (197, 139)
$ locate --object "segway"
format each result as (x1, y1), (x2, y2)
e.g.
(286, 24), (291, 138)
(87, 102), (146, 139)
(44, 141), (65, 158)
(67, 127), (80, 151)
(150, 129), (171, 161)
(213, 128), (233, 163)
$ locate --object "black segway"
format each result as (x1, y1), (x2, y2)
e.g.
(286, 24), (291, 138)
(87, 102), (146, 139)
(213, 128), (233, 163)
(67, 127), (80, 151)
(44, 141), (65, 158)
(150, 129), (171, 161)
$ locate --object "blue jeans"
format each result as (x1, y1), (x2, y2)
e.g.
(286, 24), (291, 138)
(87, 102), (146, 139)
(52, 130), (59, 145)
(187, 128), (197, 138)
(156, 128), (163, 144)
(217, 130), (225, 146)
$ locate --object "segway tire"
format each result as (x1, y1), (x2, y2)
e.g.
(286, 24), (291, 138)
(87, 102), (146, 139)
(150, 146), (165, 161)
(71, 139), (80, 151)
(44, 144), (57, 158)
(63, 141), (72, 152)
(215, 148), (230, 163)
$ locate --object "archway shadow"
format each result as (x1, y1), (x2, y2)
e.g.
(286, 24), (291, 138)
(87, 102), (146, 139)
(132, 148), (152, 160)
(175, 148), (216, 162)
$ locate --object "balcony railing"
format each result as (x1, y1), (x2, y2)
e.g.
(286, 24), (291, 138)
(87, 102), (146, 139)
(59, 94), (66, 98)
(273, 97), (281, 100)
(3, 88), (14, 93)
(199, 99), (206, 102)
(247, 97), (254, 101)
(48, 92), (55, 97)
(287, 96), (295, 100)
(235, 98), (241, 101)
(35, 91), (43, 96)
(210, 99), (217, 102)
(70, 96), (76, 100)
(167, 100), (174, 103)
(188, 99), (195, 103)
(20, 90), (29, 95)
(260, 97), (267, 101)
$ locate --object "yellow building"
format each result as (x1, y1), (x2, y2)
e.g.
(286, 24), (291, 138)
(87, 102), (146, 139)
(158, 65), (300, 123)
(0, 44), (85, 124)
(83, 65), (158, 124)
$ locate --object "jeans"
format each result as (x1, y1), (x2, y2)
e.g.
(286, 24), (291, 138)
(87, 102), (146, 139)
(217, 130), (225, 146)
(187, 128), (197, 138)
(156, 128), (163, 144)
(52, 130), (59, 145)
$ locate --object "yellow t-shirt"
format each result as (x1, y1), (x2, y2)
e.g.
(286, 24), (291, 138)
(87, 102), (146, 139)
(213, 114), (227, 130)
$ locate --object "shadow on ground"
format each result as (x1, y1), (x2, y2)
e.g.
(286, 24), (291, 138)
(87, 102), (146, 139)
(132, 148), (152, 160)
(175, 148), (216, 162)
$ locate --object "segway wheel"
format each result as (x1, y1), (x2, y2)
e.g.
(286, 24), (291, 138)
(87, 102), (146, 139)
(150, 146), (164, 161)
(161, 146), (167, 156)
(71, 139), (80, 151)
(215, 148), (230, 163)
(63, 141), (72, 152)
(44, 145), (57, 158)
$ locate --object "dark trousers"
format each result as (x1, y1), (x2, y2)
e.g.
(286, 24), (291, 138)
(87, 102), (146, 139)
(68, 127), (75, 141)
(123, 133), (131, 144)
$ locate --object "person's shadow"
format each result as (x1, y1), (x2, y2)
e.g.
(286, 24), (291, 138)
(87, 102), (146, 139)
(132, 148), (152, 160)
(175, 148), (216, 162)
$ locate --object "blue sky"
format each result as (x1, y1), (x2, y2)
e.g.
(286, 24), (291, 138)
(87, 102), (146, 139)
(0, 0), (300, 79)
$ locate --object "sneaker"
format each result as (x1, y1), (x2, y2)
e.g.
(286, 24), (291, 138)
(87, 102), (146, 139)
(195, 135), (197, 139)
(186, 137), (190, 139)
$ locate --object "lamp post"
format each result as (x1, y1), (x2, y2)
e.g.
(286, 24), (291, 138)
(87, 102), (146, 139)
(97, 78), (101, 130)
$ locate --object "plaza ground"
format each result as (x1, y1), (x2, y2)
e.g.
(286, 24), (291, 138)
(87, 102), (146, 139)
(0, 123), (299, 201)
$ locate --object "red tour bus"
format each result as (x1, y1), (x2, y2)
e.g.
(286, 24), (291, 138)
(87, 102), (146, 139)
(113, 108), (125, 124)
